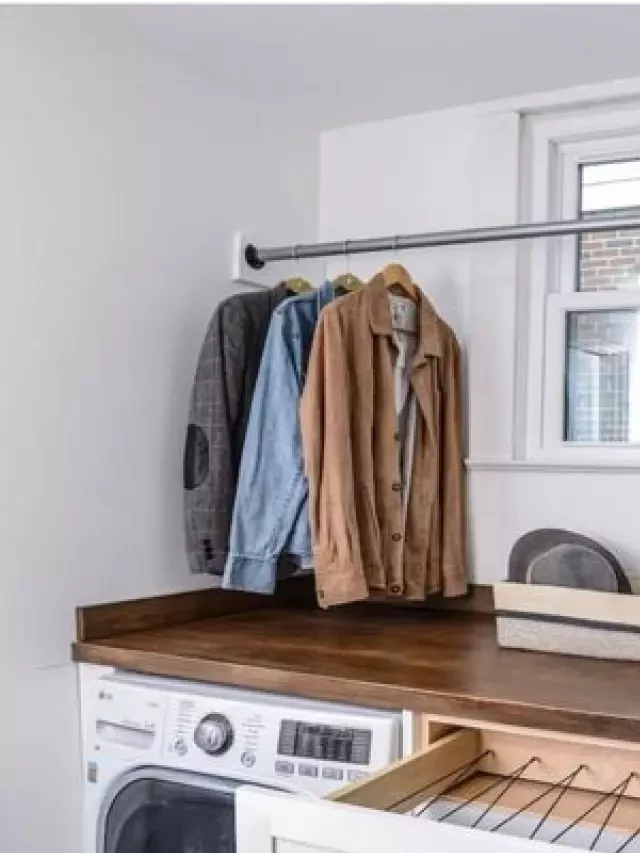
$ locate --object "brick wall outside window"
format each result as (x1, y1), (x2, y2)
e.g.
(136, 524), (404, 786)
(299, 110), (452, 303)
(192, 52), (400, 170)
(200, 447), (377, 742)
(580, 230), (640, 292)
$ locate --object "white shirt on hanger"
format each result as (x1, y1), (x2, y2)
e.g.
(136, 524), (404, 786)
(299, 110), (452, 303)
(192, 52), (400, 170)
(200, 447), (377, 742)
(389, 294), (418, 531)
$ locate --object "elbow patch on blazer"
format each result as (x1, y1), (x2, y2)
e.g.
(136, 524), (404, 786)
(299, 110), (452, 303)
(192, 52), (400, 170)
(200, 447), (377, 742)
(184, 424), (209, 490)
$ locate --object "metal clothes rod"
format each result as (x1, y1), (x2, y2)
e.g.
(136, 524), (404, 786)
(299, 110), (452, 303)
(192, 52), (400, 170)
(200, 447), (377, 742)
(244, 214), (640, 270)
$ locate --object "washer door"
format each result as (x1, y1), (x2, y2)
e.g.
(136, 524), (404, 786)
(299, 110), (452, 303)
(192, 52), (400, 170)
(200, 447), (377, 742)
(100, 770), (238, 853)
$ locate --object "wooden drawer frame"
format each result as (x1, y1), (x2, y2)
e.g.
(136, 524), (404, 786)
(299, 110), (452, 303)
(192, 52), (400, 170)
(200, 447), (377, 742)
(329, 717), (640, 829)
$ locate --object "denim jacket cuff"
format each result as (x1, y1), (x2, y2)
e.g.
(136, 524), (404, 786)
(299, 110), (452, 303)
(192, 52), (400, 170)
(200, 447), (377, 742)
(222, 555), (278, 594)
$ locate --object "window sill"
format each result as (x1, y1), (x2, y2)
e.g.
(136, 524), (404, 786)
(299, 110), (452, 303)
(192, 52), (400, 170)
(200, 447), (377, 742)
(466, 457), (640, 473)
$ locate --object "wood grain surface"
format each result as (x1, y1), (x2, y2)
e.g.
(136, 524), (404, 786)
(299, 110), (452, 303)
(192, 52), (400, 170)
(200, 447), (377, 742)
(73, 607), (640, 742)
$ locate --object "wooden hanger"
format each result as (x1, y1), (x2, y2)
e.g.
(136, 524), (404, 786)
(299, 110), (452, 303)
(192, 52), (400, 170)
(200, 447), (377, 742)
(379, 263), (418, 300)
(333, 272), (364, 292)
(285, 276), (314, 294)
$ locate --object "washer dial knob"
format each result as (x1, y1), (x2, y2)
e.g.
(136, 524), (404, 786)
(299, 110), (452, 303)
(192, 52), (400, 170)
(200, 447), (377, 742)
(194, 713), (233, 756)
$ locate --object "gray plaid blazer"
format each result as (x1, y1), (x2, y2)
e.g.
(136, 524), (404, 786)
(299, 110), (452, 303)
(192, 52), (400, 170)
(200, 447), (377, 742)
(184, 284), (290, 574)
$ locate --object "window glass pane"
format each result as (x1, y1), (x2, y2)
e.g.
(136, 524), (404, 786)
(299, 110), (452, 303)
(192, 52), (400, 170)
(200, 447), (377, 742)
(578, 160), (640, 292)
(565, 309), (640, 443)
(582, 161), (640, 212)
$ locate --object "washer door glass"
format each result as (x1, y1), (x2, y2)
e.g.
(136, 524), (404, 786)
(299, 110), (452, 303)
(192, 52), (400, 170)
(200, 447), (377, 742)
(103, 777), (235, 853)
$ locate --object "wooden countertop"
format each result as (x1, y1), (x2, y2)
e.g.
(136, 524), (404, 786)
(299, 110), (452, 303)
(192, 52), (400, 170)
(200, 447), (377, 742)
(73, 598), (640, 742)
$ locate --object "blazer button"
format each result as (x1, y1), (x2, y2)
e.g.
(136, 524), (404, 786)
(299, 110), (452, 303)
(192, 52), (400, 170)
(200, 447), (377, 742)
(392, 482), (402, 492)
(393, 431), (400, 441)
(392, 532), (402, 542)
(389, 584), (402, 595)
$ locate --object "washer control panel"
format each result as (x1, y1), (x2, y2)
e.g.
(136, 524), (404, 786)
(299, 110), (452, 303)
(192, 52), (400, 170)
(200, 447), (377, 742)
(162, 688), (400, 795)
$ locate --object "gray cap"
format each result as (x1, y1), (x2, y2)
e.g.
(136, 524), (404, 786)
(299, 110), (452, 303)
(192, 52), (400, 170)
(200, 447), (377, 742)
(508, 529), (631, 593)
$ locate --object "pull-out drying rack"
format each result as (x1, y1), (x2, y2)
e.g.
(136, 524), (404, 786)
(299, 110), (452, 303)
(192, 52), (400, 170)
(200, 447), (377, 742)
(403, 748), (640, 852)
(329, 725), (640, 853)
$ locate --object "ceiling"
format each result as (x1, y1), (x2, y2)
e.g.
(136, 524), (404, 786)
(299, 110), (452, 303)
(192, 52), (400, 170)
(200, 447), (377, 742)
(85, 5), (640, 130)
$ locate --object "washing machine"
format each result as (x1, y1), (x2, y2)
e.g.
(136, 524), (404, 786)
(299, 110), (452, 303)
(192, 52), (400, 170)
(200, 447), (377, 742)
(79, 665), (402, 853)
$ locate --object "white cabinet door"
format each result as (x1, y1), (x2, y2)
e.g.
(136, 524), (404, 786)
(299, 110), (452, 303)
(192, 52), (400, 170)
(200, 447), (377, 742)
(236, 787), (559, 853)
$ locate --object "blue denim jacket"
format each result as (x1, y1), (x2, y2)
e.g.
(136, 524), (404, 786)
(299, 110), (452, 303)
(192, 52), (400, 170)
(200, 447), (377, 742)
(222, 282), (339, 594)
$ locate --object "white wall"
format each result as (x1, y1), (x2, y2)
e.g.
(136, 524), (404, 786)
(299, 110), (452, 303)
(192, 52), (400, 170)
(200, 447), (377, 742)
(5, 8), (640, 850)
(319, 95), (640, 590)
(0, 9), (318, 852)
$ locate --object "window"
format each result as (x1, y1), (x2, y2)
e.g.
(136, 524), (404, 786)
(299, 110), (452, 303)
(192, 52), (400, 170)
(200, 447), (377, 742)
(565, 162), (640, 445)
(525, 106), (640, 463)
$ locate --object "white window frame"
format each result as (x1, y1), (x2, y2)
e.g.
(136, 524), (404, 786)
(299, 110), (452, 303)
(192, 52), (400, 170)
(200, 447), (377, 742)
(524, 103), (640, 466)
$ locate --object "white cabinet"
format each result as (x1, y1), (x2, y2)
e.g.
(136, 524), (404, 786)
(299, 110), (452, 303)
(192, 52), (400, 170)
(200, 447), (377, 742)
(236, 721), (640, 853)
(236, 785), (552, 853)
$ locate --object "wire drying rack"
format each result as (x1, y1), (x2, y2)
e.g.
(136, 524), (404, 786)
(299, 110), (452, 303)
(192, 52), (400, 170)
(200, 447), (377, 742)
(392, 749), (640, 852)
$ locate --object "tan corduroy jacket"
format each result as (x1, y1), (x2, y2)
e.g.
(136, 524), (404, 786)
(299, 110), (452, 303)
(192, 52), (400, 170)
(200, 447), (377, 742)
(300, 275), (467, 608)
